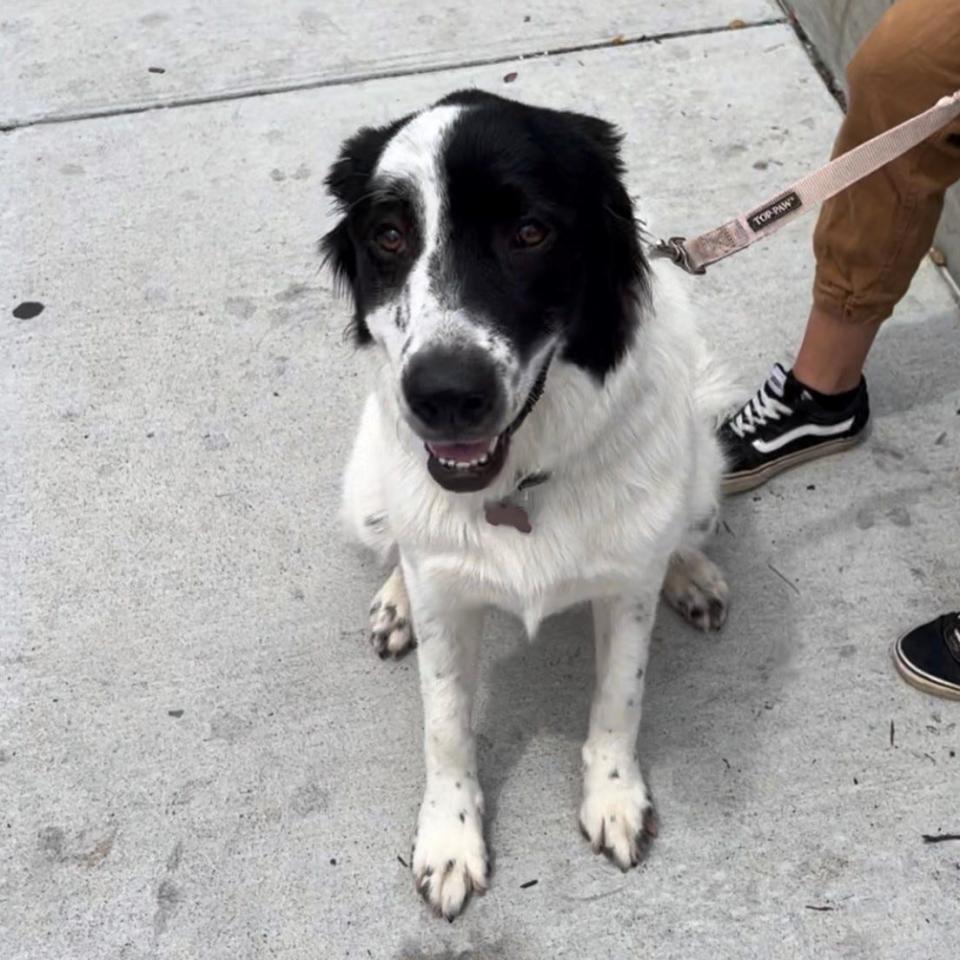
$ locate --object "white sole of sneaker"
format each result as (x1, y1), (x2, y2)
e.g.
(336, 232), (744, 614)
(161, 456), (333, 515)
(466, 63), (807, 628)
(721, 432), (866, 496)
(891, 636), (960, 702)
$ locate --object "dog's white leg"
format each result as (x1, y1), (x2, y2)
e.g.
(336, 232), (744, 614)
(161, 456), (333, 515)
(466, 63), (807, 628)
(405, 565), (487, 920)
(580, 590), (659, 870)
(661, 546), (729, 632)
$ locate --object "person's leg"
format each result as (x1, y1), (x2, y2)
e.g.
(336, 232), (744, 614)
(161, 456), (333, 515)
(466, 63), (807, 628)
(721, 0), (960, 493)
(791, 307), (881, 395)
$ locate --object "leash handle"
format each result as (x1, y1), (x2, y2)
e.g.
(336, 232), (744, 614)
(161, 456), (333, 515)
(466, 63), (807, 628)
(653, 89), (960, 275)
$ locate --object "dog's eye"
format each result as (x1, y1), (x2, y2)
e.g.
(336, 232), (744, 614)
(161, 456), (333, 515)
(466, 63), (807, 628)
(513, 220), (549, 249)
(375, 224), (406, 254)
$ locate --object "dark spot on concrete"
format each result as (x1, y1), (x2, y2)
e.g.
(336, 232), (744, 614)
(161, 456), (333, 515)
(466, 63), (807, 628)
(270, 168), (286, 182)
(609, 815), (616, 823)
(38, 826), (65, 861)
(504, 71), (518, 83)
(146, 431), (155, 438)
(201, 432), (229, 452)
(154, 878), (182, 935)
(753, 159), (769, 170)
(140, 13), (170, 26)
(291, 781), (329, 818)
(872, 441), (906, 461)
(208, 711), (251, 743)
(636, 667), (644, 678)
(224, 296), (256, 319)
(60, 163), (84, 175)
(166, 840), (184, 872)
(838, 644), (857, 659)
(455, 781), (461, 789)
(524, 14), (531, 22)
(148, 66), (166, 74)
(627, 697), (635, 707)
(855, 507), (875, 530)
(275, 283), (308, 302)
(458, 811), (465, 823)
(609, 769), (620, 779)
(168, 709), (184, 718)
(13, 301), (44, 319)
(935, 432), (947, 446)
(889, 506), (912, 528)
(292, 586), (305, 601)
(292, 163), (311, 180)
(329, 857), (337, 865)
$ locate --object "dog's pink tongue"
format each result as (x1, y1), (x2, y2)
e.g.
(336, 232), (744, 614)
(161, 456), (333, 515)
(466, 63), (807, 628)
(427, 439), (491, 461)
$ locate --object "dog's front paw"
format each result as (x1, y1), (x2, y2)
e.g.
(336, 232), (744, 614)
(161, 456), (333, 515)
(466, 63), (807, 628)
(662, 548), (728, 632)
(368, 567), (415, 658)
(579, 765), (657, 870)
(413, 783), (488, 920)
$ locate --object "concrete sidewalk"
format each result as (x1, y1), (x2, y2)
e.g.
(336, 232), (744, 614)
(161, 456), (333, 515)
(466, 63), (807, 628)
(2, 3), (959, 959)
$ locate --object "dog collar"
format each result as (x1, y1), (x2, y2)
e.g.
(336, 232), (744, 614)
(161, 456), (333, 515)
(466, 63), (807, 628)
(505, 350), (552, 439)
(483, 354), (553, 535)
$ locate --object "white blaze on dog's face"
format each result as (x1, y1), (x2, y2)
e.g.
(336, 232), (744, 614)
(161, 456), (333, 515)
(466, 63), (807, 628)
(322, 91), (649, 492)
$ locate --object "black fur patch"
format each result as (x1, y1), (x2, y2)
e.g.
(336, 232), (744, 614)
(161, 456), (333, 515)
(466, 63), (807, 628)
(439, 91), (648, 377)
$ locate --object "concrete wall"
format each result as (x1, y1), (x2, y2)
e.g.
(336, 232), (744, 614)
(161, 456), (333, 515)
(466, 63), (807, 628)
(786, 0), (960, 286)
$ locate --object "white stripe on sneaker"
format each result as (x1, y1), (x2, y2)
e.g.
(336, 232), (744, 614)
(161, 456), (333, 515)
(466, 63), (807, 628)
(751, 417), (855, 454)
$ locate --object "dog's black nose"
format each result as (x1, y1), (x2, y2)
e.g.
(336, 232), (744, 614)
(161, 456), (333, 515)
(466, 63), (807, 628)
(402, 346), (503, 436)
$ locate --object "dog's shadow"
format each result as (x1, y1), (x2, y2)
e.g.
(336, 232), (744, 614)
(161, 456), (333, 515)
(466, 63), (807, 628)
(476, 504), (790, 835)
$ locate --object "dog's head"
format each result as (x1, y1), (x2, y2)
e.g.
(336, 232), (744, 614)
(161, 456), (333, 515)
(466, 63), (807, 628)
(322, 91), (649, 493)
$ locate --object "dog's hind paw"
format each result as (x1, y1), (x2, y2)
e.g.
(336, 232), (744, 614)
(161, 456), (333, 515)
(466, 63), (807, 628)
(662, 547), (728, 632)
(368, 566), (415, 658)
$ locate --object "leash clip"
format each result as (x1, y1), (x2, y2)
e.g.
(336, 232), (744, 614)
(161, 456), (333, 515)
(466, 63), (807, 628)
(650, 236), (706, 275)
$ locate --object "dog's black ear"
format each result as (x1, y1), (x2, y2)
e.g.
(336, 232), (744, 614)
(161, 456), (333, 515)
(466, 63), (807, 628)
(320, 117), (412, 345)
(324, 119), (407, 208)
(561, 115), (649, 380)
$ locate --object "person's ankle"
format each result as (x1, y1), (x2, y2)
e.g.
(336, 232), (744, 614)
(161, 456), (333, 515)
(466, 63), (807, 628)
(789, 363), (861, 395)
(788, 369), (861, 412)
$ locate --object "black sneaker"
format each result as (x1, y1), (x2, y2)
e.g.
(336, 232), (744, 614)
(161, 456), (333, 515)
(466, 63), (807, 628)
(719, 363), (870, 494)
(893, 612), (960, 701)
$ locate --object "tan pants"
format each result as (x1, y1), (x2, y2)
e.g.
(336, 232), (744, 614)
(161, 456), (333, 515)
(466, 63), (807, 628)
(813, 0), (960, 325)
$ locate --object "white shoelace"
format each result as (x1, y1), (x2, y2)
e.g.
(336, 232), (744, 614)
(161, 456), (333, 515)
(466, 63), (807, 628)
(728, 364), (794, 439)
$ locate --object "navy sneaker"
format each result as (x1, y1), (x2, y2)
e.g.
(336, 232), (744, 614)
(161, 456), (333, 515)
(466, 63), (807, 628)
(719, 363), (870, 494)
(893, 612), (960, 701)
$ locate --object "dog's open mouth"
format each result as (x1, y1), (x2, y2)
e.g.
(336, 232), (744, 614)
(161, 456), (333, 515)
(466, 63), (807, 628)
(425, 435), (509, 493)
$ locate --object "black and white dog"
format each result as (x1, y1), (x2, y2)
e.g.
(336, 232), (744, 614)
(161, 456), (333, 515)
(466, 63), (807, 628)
(323, 91), (734, 919)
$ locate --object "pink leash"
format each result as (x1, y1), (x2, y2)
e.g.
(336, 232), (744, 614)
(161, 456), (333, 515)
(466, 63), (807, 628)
(650, 89), (960, 275)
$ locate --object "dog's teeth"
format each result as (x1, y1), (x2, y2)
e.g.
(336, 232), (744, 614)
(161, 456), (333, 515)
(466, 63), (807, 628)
(478, 453), (489, 464)
(455, 461), (470, 469)
(441, 458), (455, 467)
